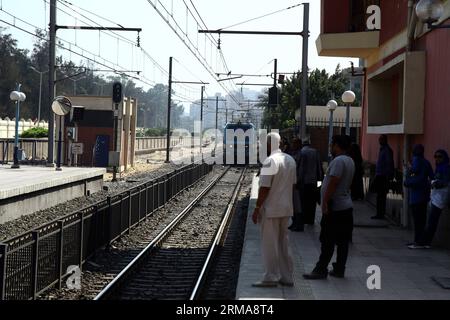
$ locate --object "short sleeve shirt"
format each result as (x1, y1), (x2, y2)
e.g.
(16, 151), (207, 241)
(321, 155), (355, 211)
(259, 150), (297, 218)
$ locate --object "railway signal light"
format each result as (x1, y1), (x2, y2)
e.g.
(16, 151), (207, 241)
(268, 86), (279, 109)
(112, 82), (123, 104)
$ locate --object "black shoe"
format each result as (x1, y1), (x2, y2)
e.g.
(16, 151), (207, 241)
(329, 270), (345, 278)
(291, 226), (304, 232)
(371, 215), (385, 220)
(303, 270), (328, 280)
(329, 264), (345, 278)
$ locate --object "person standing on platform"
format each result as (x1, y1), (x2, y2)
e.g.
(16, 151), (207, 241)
(413, 149), (450, 249)
(298, 137), (323, 226)
(404, 144), (434, 249)
(252, 132), (297, 287)
(289, 138), (304, 232)
(303, 135), (355, 280)
(349, 144), (365, 201)
(372, 135), (395, 220)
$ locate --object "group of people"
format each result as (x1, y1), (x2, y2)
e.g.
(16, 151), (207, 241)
(252, 133), (356, 286)
(251, 132), (450, 287)
(372, 135), (450, 249)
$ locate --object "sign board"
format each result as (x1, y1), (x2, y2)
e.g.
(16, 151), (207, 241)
(71, 143), (84, 155)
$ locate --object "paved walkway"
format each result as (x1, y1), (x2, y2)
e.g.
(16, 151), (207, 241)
(236, 174), (450, 300)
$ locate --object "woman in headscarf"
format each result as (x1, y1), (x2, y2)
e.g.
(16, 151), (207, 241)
(404, 144), (434, 249)
(349, 144), (365, 201)
(413, 149), (450, 249)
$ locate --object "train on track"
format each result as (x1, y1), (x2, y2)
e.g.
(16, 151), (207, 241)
(223, 121), (258, 166)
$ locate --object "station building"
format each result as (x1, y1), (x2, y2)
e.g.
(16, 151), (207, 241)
(316, 0), (450, 246)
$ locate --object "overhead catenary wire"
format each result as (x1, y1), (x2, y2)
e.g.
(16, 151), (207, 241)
(0, 15), (155, 87)
(43, 0), (174, 85)
(147, 0), (241, 106)
(55, 0), (205, 96)
(217, 3), (303, 31)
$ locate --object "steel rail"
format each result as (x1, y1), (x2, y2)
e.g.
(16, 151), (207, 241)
(189, 168), (247, 300)
(94, 166), (231, 300)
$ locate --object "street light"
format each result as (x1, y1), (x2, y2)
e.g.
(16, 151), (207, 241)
(10, 86), (26, 169)
(51, 96), (72, 171)
(30, 67), (49, 123)
(416, 0), (450, 29)
(327, 99), (338, 160)
(342, 90), (356, 136)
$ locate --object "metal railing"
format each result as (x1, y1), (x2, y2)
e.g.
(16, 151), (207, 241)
(0, 139), (48, 165)
(0, 137), (191, 165)
(135, 136), (186, 151)
(0, 161), (213, 300)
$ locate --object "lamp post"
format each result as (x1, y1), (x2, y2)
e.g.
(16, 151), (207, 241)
(416, 0), (450, 29)
(10, 86), (26, 169)
(51, 96), (72, 171)
(342, 90), (356, 136)
(30, 67), (49, 123)
(327, 99), (338, 160)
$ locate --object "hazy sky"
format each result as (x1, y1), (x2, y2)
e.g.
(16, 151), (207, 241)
(1, 0), (358, 103)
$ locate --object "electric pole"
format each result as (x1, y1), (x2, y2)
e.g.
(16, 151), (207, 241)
(47, 0), (56, 166)
(198, 3), (310, 139)
(200, 86), (204, 160)
(166, 57), (173, 163)
(215, 95), (219, 152)
(273, 59), (278, 88)
(300, 3), (310, 140)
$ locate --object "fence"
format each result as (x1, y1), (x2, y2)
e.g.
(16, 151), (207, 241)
(0, 161), (213, 300)
(135, 136), (185, 151)
(0, 139), (49, 165)
(0, 137), (186, 166)
(282, 118), (362, 162)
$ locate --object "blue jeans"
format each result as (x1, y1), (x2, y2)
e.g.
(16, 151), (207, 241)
(418, 204), (442, 246)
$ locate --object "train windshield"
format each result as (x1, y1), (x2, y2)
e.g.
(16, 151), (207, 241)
(224, 123), (254, 131)
(223, 123), (256, 146)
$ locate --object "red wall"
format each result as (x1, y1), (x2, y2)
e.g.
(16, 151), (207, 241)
(321, 0), (350, 33)
(77, 127), (114, 166)
(362, 21), (450, 167)
(379, 0), (408, 45)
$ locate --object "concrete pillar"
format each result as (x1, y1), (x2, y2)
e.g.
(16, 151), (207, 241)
(130, 98), (137, 168)
(123, 98), (131, 172)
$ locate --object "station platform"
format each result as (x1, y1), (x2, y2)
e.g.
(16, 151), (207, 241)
(0, 165), (106, 224)
(236, 174), (450, 300)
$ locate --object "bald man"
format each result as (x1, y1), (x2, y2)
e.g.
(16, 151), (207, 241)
(252, 132), (297, 287)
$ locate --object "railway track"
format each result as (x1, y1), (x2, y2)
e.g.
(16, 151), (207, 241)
(94, 167), (247, 300)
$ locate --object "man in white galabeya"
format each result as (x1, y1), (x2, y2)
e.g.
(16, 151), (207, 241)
(252, 132), (297, 287)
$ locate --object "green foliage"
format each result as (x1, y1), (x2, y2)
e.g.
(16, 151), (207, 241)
(0, 29), (185, 128)
(20, 127), (48, 138)
(261, 65), (355, 130)
(136, 128), (167, 137)
(144, 128), (167, 137)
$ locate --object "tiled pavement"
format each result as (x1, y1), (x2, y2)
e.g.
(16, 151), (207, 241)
(236, 174), (450, 300)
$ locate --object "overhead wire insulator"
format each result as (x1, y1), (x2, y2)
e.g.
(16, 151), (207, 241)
(137, 31), (141, 47)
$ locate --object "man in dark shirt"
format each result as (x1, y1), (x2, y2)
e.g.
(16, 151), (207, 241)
(372, 135), (395, 220)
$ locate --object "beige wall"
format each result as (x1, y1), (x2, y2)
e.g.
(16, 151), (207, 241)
(0, 118), (48, 139)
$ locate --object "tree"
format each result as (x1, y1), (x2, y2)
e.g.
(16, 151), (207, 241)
(0, 29), (185, 129)
(261, 65), (350, 130)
